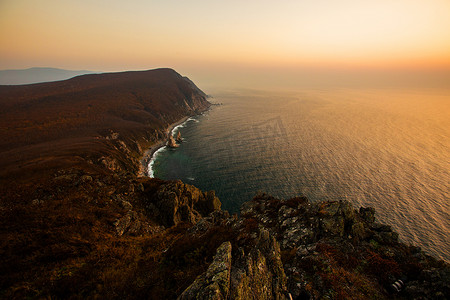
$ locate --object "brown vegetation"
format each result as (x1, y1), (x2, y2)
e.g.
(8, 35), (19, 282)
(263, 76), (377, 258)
(0, 68), (209, 180)
(0, 69), (212, 299)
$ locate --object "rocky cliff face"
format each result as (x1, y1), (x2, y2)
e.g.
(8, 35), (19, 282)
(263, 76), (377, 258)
(0, 68), (211, 179)
(173, 193), (449, 300)
(145, 180), (221, 227)
(179, 228), (289, 300)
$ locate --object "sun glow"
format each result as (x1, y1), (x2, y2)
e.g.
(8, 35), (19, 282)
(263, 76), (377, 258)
(0, 0), (449, 87)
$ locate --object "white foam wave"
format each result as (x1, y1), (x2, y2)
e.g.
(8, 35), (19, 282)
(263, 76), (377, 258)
(149, 116), (199, 177)
(147, 146), (167, 178)
(172, 124), (184, 136)
(187, 117), (200, 123)
(171, 117), (199, 136)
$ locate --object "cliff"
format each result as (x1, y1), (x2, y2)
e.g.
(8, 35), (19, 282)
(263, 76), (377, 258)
(0, 70), (448, 299)
(0, 68), (210, 180)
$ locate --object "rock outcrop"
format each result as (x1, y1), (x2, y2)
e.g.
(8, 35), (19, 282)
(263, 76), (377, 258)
(176, 131), (182, 143)
(167, 134), (179, 148)
(121, 184), (449, 300)
(229, 228), (288, 300)
(178, 228), (289, 300)
(236, 194), (449, 299)
(179, 241), (232, 300)
(146, 180), (221, 227)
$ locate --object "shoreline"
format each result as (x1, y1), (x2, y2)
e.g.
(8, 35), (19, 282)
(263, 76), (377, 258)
(138, 116), (189, 177)
(138, 103), (211, 178)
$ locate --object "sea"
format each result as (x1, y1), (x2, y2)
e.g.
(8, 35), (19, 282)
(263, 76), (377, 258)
(149, 88), (450, 262)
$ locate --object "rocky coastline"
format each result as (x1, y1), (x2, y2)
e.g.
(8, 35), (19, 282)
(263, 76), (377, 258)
(138, 116), (189, 177)
(0, 69), (448, 299)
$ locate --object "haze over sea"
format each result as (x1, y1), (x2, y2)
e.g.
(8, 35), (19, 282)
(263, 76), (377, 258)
(151, 87), (449, 262)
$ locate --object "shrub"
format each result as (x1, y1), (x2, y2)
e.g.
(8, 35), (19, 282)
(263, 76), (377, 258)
(285, 196), (308, 208)
(243, 217), (259, 233)
(365, 251), (401, 284)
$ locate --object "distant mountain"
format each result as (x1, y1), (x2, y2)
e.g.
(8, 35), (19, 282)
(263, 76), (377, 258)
(0, 67), (96, 85)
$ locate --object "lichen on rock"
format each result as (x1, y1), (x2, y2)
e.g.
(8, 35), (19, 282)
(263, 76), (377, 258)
(178, 241), (232, 300)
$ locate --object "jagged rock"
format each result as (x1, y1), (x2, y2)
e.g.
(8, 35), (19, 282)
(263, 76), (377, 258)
(111, 194), (133, 210)
(189, 210), (232, 234)
(278, 205), (297, 220)
(167, 134), (179, 148)
(374, 231), (399, 245)
(351, 221), (368, 241)
(403, 268), (450, 299)
(231, 250), (273, 299)
(188, 218), (213, 234)
(179, 228), (289, 300)
(321, 217), (345, 236)
(230, 229), (288, 300)
(151, 181), (221, 227)
(235, 195), (447, 299)
(114, 211), (140, 236)
(359, 207), (376, 223)
(98, 156), (121, 172)
(196, 190), (221, 216)
(318, 201), (356, 237)
(209, 210), (231, 225)
(178, 241), (232, 300)
(281, 226), (313, 249)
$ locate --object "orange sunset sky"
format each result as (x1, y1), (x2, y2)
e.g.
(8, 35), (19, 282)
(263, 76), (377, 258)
(1, 0), (449, 88)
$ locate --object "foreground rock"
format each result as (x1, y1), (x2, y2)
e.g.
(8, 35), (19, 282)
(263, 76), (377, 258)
(179, 241), (232, 299)
(174, 193), (449, 300)
(235, 194), (450, 299)
(180, 229), (289, 300)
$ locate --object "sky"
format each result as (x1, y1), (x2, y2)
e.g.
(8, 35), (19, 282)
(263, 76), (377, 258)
(1, 0), (450, 89)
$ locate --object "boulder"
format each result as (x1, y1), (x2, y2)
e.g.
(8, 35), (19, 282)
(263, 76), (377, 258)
(319, 201), (356, 237)
(359, 207), (376, 223)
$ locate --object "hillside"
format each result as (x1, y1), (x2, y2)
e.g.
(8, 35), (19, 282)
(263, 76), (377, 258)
(0, 68), (210, 181)
(0, 69), (448, 299)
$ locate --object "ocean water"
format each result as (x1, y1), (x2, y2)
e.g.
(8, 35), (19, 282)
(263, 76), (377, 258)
(150, 88), (450, 262)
